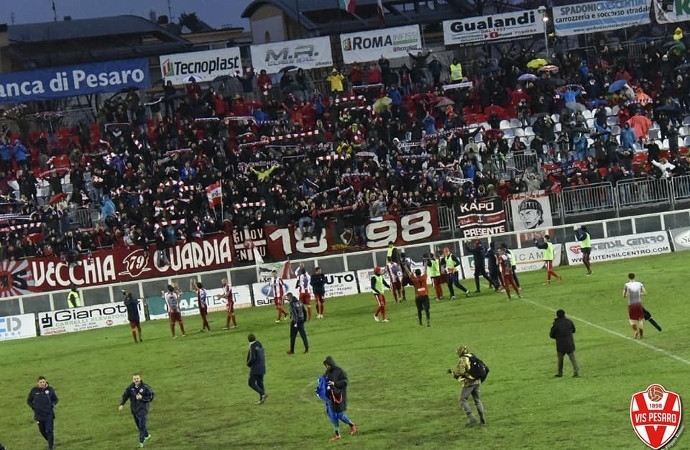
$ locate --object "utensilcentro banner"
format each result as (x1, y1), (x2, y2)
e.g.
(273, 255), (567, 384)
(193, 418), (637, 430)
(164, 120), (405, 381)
(0, 58), (150, 103)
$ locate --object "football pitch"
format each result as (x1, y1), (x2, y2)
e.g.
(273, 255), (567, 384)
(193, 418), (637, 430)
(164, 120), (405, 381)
(1, 252), (688, 450)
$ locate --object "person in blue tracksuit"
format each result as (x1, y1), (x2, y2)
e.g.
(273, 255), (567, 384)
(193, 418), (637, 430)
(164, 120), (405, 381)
(119, 374), (154, 448)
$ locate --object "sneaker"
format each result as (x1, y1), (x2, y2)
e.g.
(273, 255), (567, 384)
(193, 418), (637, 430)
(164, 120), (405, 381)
(199, 329), (206, 333)
(304, 348), (309, 354)
(374, 315), (379, 322)
(330, 435), (342, 441)
(465, 291), (471, 297)
(223, 327), (229, 330)
(558, 276), (563, 281)
(479, 417), (487, 425)
(466, 416), (478, 427)
(139, 339), (143, 342)
(181, 334), (186, 337)
(259, 394), (267, 404)
(350, 424), (357, 435)
(230, 325), (237, 329)
(145, 435), (152, 442)
(517, 294), (523, 298)
(418, 321), (423, 326)
(139, 444), (144, 448)
(450, 296), (456, 300)
(172, 335), (177, 338)
(427, 322), (430, 327)
(554, 374), (563, 378)
(573, 373), (580, 378)
(275, 320), (281, 323)
(543, 281), (551, 286)
(382, 319), (390, 323)
(286, 351), (294, 355)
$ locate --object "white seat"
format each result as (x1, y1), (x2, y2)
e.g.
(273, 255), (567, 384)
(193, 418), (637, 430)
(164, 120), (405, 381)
(648, 129), (660, 140)
(524, 126), (534, 136)
(607, 116), (619, 126)
(587, 138), (594, 147)
(551, 113), (560, 123)
(678, 137), (685, 148)
(633, 142), (644, 153)
(63, 184), (73, 195)
(611, 125), (621, 135)
(525, 135), (534, 145)
(685, 136), (690, 147)
(514, 127), (525, 137)
(509, 118), (522, 128)
(683, 116), (690, 126)
(503, 128), (515, 138)
(499, 120), (511, 130)
(582, 109), (593, 120)
(474, 133), (484, 143)
(661, 139), (669, 150)
(554, 123), (562, 132)
(586, 118), (595, 128)
(611, 106), (620, 116)
(654, 139), (663, 149)
(679, 126), (687, 137)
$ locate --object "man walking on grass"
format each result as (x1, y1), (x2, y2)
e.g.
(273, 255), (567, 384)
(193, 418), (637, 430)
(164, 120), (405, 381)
(119, 373), (154, 448)
(287, 293), (309, 354)
(123, 290), (143, 343)
(247, 333), (267, 405)
(27, 376), (58, 450)
(550, 309), (580, 378)
(450, 345), (487, 426)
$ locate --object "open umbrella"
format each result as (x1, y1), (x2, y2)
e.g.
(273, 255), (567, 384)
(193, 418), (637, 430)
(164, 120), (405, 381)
(655, 104), (681, 114)
(538, 65), (559, 73)
(669, 42), (686, 54)
(527, 58), (548, 69)
(434, 96), (455, 107)
(518, 73), (538, 81)
(373, 96), (393, 113)
(608, 79), (628, 93)
(23, 232), (44, 244)
(183, 75), (202, 83)
(49, 192), (68, 205)
(213, 75), (235, 82)
(544, 78), (566, 87)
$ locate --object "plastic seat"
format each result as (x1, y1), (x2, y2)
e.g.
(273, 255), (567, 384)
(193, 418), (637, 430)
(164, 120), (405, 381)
(499, 120), (511, 130)
(509, 118), (522, 128)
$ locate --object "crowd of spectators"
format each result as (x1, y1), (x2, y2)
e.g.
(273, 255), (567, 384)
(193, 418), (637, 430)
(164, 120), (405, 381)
(2, 32), (690, 262)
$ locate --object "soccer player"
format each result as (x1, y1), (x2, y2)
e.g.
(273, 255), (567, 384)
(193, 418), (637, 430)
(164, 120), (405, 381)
(118, 373), (154, 448)
(163, 284), (185, 338)
(485, 242), (502, 292)
(296, 267), (312, 321)
(497, 247), (521, 300)
(623, 273), (647, 339)
(123, 290), (142, 343)
(535, 235), (562, 285)
(310, 267), (332, 319)
(386, 260), (403, 303)
(574, 225), (593, 275)
(400, 252), (415, 301)
(192, 281), (211, 332)
(407, 266), (431, 327)
(270, 269), (289, 323)
(499, 243), (520, 288)
(442, 247), (470, 299)
(371, 266), (391, 322)
(216, 278), (237, 330)
(27, 376), (58, 450)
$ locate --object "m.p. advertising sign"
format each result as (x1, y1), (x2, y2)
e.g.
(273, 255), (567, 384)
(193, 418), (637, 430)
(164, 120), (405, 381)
(0, 58), (151, 103)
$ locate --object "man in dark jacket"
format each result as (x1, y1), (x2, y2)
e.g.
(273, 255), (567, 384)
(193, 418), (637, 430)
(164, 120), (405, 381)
(118, 373), (154, 448)
(287, 293), (309, 354)
(246, 333), (267, 404)
(123, 290), (142, 343)
(310, 267), (332, 319)
(550, 309), (580, 378)
(27, 376), (58, 450)
(485, 242), (501, 291)
(463, 240), (499, 293)
(323, 356), (356, 441)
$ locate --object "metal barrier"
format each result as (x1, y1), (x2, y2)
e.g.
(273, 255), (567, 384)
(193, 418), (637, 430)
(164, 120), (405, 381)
(560, 182), (616, 216)
(511, 153), (540, 173)
(615, 177), (672, 209)
(671, 174), (690, 200)
(436, 205), (455, 232)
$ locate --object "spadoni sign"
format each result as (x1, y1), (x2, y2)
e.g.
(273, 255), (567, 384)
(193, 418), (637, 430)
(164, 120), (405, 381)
(0, 313), (37, 341)
(250, 36), (333, 74)
(552, 0), (651, 36)
(443, 10), (541, 46)
(340, 25), (422, 65)
(0, 58), (150, 103)
(38, 302), (146, 336)
(630, 384), (683, 449)
(159, 48), (242, 85)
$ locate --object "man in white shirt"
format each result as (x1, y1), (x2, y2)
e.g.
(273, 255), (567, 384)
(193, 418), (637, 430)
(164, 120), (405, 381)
(623, 273), (647, 339)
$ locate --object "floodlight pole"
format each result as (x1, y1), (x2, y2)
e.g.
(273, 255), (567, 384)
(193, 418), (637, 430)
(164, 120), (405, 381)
(541, 12), (550, 59)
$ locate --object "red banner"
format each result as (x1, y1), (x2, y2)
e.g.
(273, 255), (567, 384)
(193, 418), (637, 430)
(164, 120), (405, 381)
(0, 235), (235, 296)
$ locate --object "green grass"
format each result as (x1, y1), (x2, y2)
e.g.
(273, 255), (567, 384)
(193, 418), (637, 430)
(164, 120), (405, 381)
(2, 252), (689, 450)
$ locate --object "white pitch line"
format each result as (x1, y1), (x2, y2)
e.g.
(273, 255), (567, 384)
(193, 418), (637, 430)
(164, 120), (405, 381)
(522, 297), (690, 367)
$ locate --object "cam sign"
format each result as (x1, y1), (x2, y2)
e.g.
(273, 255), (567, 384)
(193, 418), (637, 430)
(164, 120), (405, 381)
(0, 313), (37, 341)
(340, 25), (422, 65)
(160, 48), (242, 85)
(0, 58), (150, 103)
(250, 37), (333, 74)
(443, 10), (541, 46)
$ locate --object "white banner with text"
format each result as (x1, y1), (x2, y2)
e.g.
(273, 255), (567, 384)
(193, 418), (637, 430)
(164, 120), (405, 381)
(0, 313), (37, 341)
(38, 301), (146, 336)
(250, 37), (333, 74)
(340, 25), (422, 65)
(565, 231), (671, 265)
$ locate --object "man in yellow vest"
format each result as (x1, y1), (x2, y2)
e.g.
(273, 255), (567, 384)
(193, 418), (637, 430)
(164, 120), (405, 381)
(67, 284), (80, 308)
(535, 235), (562, 285)
(427, 251), (444, 300)
(386, 241), (400, 265)
(371, 266), (391, 322)
(442, 247), (470, 299)
(574, 226), (592, 276)
(449, 59), (464, 82)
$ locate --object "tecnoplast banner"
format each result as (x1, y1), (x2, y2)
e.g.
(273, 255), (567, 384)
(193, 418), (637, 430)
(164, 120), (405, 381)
(250, 36), (333, 74)
(669, 227), (690, 251)
(565, 231), (671, 265)
(0, 58), (150, 103)
(443, 10), (541, 46)
(159, 48), (242, 85)
(553, 0), (651, 36)
(340, 25), (422, 65)
(37, 301), (146, 336)
(147, 285), (253, 320)
(0, 313), (37, 341)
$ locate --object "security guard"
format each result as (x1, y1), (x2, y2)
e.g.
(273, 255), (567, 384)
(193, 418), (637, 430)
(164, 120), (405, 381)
(386, 241), (400, 265)
(67, 285), (80, 308)
(442, 247), (469, 299)
(449, 58), (464, 82)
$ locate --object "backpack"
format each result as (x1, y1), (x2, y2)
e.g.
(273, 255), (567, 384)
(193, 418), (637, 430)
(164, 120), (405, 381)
(467, 354), (489, 383)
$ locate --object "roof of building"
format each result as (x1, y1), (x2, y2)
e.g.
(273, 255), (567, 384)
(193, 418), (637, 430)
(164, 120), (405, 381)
(9, 15), (188, 44)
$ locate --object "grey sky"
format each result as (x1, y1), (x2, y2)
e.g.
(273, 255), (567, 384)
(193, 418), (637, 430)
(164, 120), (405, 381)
(4, 0), (253, 30)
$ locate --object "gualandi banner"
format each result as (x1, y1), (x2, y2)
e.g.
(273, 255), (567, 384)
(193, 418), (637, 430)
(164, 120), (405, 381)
(159, 48), (242, 85)
(38, 301), (147, 336)
(564, 231), (671, 265)
(147, 286), (253, 320)
(653, 0), (690, 23)
(0, 58), (150, 103)
(553, 0), (651, 36)
(509, 191), (553, 232)
(250, 36), (333, 74)
(443, 10), (541, 46)
(340, 25), (422, 65)
(0, 313), (37, 341)
(0, 235), (234, 297)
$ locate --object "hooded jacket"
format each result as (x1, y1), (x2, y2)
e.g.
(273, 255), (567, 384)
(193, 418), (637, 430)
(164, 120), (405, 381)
(323, 356), (349, 413)
(247, 339), (266, 375)
(27, 383), (58, 421)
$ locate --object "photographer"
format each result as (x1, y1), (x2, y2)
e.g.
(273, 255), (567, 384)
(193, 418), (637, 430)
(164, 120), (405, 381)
(448, 345), (486, 426)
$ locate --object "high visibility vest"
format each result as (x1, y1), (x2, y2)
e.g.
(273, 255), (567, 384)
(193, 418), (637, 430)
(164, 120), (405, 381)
(450, 63), (463, 81)
(387, 246), (397, 259)
(581, 233), (591, 249)
(543, 242), (554, 261)
(373, 274), (385, 293)
(428, 259), (441, 277)
(445, 255), (458, 271)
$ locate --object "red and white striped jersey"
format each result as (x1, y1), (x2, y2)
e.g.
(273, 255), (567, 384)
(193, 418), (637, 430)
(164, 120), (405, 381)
(270, 276), (285, 298)
(387, 262), (401, 282)
(297, 273), (311, 295)
(223, 283), (233, 304)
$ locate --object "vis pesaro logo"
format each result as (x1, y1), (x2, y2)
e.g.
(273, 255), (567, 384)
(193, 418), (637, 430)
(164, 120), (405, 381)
(630, 384), (683, 449)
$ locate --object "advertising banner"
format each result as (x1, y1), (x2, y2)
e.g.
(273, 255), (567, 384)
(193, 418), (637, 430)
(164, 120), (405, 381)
(0, 313), (37, 341)
(509, 192), (553, 232)
(261, 205), (440, 260)
(654, 0), (690, 23)
(443, 10), (541, 46)
(340, 25), (422, 65)
(250, 36), (333, 74)
(553, 0), (651, 36)
(510, 245), (563, 272)
(0, 58), (150, 103)
(38, 301), (146, 336)
(251, 279), (294, 307)
(669, 227), (690, 252)
(3, 235), (234, 297)
(159, 48), (242, 85)
(147, 285), (253, 320)
(456, 197), (507, 238)
(565, 231), (671, 265)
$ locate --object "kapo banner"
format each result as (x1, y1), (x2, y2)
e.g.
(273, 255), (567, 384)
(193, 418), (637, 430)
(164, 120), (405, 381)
(456, 197), (507, 238)
(443, 10), (541, 46)
(0, 58), (150, 103)
(0, 313), (37, 341)
(553, 0), (651, 36)
(509, 191), (553, 232)
(340, 25), (422, 65)
(159, 48), (242, 85)
(250, 36), (333, 74)
(38, 301), (146, 336)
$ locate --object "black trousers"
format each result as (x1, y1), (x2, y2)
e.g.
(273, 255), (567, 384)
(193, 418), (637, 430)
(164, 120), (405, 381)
(248, 374), (265, 396)
(415, 295), (430, 323)
(289, 321), (309, 352)
(37, 418), (54, 448)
